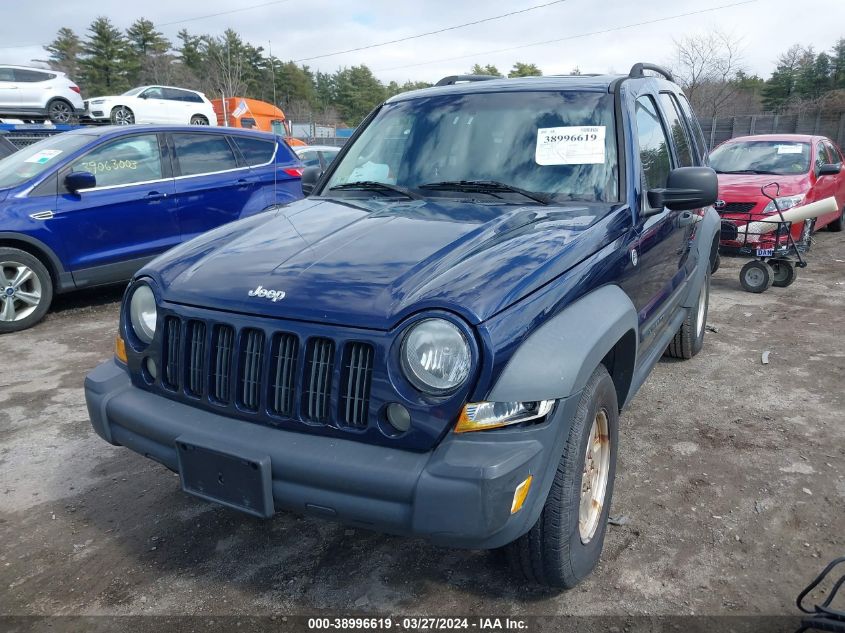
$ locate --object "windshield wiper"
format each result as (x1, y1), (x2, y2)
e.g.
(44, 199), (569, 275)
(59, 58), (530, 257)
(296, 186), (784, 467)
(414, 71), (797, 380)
(328, 181), (422, 200)
(419, 180), (551, 205)
(715, 169), (779, 175)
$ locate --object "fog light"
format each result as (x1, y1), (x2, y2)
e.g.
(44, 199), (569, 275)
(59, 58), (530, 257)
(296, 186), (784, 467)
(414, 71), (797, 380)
(114, 334), (128, 364)
(145, 357), (158, 380)
(386, 403), (411, 432)
(511, 475), (533, 514)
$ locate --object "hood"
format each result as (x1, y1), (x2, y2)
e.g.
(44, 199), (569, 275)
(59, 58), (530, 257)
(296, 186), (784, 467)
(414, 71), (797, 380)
(717, 172), (810, 201)
(147, 197), (624, 330)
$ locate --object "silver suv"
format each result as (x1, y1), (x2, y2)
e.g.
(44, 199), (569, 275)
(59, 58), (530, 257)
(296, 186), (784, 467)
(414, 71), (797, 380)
(0, 65), (85, 124)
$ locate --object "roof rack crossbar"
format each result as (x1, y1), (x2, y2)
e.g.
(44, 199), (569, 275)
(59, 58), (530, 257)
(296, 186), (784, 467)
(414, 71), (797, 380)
(628, 63), (674, 82)
(434, 74), (503, 87)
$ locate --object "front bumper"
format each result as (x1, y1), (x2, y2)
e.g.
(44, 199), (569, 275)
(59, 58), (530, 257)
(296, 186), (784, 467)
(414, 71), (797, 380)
(85, 360), (578, 549)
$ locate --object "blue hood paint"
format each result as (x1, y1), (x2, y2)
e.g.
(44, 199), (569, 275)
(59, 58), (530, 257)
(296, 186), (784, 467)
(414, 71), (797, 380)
(148, 197), (625, 330)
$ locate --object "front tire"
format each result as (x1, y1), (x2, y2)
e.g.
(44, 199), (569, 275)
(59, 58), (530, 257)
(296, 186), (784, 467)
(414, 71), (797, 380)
(504, 365), (619, 589)
(665, 266), (710, 359)
(740, 260), (773, 293)
(829, 206), (844, 232)
(47, 99), (74, 124)
(110, 106), (135, 125)
(0, 248), (53, 334)
(190, 115), (209, 125)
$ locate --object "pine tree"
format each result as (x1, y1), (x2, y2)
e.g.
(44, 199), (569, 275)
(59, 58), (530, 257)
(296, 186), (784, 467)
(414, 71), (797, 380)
(508, 62), (542, 78)
(80, 17), (131, 96)
(832, 38), (845, 89)
(44, 28), (83, 80)
(470, 64), (501, 76)
(125, 18), (172, 85)
(762, 45), (804, 112)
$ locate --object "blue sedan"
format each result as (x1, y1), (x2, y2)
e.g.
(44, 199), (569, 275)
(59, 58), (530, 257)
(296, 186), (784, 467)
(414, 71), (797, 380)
(0, 125), (304, 332)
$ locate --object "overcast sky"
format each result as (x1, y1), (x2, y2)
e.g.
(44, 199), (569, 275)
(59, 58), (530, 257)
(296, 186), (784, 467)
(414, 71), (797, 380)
(2, 0), (843, 84)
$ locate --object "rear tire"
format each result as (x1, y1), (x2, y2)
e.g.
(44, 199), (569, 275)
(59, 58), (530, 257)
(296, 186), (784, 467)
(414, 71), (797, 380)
(665, 267), (710, 359)
(740, 260), (774, 293)
(504, 365), (618, 589)
(771, 258), (797, 288)
(829, 206), (844, 232)
(0, 248), (53, 334)
(47, 99), (74, 124)
(190, 115), (209, 125)
(711, 252), (721, 274)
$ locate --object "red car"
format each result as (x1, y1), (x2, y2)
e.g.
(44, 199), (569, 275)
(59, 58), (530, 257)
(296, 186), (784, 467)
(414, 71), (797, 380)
(710, 135), (845, 254)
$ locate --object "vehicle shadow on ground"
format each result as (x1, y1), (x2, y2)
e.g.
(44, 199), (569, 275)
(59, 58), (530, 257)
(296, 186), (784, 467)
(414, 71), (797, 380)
(49, 283), (126, 314)
(68, 451), (564, 609)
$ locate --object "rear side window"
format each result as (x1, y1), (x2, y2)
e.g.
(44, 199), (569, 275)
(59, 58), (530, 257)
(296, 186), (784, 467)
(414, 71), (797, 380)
(71, 133), (163, 188)
(0, 68), (13, 81)
(635, 96), (672, 194)
(172, 133), (239, 176)
(233, 136), (275, 166)
(14, 69), (53, 82)
(658, 93), (694, 167)
(164, 88), (203, 103)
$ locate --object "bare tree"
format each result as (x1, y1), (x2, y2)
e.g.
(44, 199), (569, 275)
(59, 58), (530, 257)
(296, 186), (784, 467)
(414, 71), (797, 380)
(669, 30), (745, 118)
(204, 32), (247, 99)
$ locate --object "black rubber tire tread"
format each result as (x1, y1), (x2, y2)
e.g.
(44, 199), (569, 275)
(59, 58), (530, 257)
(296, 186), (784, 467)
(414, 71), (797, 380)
(504, 364), (618, 589)
(0, 247), (53, 334)
(665, 267), (710, 360)
(711, 252), (720, 274)
(771, 259), (798, 288)
(740, 260), (774, 294)
(829, 207), (844, 232)
(47, 98), (75, 124)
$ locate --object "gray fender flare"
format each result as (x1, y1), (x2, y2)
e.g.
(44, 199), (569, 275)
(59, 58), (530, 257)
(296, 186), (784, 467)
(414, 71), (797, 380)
(681, 207), (720, 308)
(487, 284), (639, 402)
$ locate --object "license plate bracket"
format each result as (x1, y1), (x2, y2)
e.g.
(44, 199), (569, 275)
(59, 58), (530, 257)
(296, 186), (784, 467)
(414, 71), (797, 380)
(176, 436), (274, 518)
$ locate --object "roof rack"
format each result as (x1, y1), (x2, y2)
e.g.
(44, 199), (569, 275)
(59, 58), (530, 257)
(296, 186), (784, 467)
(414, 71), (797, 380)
(434, 74), (503, 87)
(628, 63), (674, 82)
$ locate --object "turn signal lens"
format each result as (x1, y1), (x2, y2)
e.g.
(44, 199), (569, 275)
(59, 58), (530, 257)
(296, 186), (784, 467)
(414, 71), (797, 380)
(511, 476), (533, 514)
(455, 400), (555, 433)
(115, 334), (128, 364)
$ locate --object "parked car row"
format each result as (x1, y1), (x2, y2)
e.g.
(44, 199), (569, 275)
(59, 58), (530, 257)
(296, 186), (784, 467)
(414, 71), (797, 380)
(0, 125), (305, 333)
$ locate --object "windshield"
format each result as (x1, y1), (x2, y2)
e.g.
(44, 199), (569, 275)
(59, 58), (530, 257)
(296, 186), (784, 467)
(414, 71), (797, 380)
(0, 134), (95, 189)
(122, 87), (144, 96)
(709, 140), (811, 175)
(324, 90), (618, 203)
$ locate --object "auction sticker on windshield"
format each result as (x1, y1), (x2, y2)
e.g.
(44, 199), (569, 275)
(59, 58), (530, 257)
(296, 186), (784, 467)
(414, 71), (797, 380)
(535, 126), (605, 165)
(25, 150), (62, 165)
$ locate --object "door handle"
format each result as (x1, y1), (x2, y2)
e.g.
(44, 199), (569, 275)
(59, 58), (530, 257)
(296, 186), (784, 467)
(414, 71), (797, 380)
(236, 178), (253, 190)
(145, 191), (168, 201)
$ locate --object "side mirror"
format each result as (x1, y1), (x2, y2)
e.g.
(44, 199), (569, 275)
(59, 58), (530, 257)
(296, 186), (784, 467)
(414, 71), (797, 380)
(818, 163), (841, 177)
(647, 166), (718, 212)
(300, 165), (324, 196)
(65, 171), (96, 194)
(138, 92), (148, 99)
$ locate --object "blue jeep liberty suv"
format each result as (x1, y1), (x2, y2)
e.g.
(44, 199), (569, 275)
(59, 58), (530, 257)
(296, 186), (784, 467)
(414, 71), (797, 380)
(85, 63), (720, 588)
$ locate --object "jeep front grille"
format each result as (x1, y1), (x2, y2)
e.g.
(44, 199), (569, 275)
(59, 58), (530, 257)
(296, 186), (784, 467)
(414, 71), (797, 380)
(341, 342), (373, 428)
(159, 318), (374, 429)
(270, 333), (298, 417)
(211, 325), (235, 403)
(239, 329), (265, 411)
(303, 338), (335, 423)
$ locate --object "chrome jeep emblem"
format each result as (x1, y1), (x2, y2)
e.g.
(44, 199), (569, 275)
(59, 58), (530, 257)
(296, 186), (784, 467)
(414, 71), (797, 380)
(248, 285), (286, 302)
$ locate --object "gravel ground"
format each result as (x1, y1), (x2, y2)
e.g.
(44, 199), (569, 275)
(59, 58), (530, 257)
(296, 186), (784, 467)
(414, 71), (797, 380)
(1, 232), (843, 618)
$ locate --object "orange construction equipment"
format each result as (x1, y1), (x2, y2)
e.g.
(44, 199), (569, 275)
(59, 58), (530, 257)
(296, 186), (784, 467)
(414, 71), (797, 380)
(211, 97), (306, 146)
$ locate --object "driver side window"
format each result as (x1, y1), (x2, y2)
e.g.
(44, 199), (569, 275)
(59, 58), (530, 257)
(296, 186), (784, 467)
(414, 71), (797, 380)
(635, 95), (673, 207)
(70, 134), (163, 188)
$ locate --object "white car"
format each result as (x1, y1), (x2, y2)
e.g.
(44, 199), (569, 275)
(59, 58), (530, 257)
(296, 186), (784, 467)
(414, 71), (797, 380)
(85, 86), (217, 126)
(294, 144), (341, 169)
(0, 65), (85, 124)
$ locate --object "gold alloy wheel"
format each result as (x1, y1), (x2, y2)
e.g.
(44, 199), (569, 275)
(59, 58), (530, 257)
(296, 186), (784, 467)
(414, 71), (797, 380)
(579, 408), (611, 543)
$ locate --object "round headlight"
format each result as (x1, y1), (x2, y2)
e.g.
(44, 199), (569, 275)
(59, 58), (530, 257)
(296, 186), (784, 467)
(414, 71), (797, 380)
(401, 318), (470, 395)
(129, 283), (157, 345)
